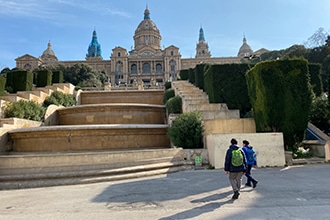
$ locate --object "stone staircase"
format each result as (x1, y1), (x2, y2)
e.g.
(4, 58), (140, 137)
(171, 80), (240, 119)
(0, 148), (190, 190)
(0, 86), (193, 190)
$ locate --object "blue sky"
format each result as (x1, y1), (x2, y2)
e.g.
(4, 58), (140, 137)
(0, 0), (330, 69)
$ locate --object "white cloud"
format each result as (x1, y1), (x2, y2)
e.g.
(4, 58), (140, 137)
(0, 0), (131, 21)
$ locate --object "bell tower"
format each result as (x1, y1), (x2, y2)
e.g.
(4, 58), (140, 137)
(195, 26), (211, 58)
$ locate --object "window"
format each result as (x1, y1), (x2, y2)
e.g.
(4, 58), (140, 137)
(142, 63), (151, 74)
(170, 59), (176, 72)
(24, 63), (32, 71)
(131, 64), (137, 74)
(116, 61), (123, 73)
(171, 51), (174, 56)
(118, 52), (121, 57)
(156, 64), (162, 73)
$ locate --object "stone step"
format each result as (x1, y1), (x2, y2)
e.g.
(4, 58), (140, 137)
(186, 103), (228, 112)
(179, 93), (208, 99)
(0, 94), (29, 102)
(200, 110), (240, 120)
(0, 148), (184, 172)
(16, 91), (41, 103)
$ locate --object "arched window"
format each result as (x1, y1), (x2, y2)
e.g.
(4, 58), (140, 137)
(24, 63), (32, 71)
(142, 63), (151, 74)
(156, 64), (162, 74)
(118, 52), (121, 57)
(131, 64), (137, 74)
(171, 51), (174, 56)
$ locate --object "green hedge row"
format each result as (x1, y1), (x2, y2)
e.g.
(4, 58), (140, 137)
(246, 59), (313, 148)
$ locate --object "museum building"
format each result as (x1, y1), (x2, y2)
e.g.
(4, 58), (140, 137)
(15, 6), (266, 86)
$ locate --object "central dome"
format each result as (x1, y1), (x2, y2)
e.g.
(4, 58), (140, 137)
(133, 7), (162, 51)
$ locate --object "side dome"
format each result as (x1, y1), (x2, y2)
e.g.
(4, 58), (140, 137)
(238, 37), (253, 58)
(133, 6), (162, 51)
(41, 41), (58, 66)
(42, 41), (56, 57)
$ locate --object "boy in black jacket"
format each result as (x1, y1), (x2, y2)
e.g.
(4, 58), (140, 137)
(224, 138), (247, 199)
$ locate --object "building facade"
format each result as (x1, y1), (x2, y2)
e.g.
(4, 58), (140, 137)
(15, 6), (265, 86)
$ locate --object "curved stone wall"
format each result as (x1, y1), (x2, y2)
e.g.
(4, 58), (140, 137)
(8, 124), (170, 152)
(57, 104), (166, 125)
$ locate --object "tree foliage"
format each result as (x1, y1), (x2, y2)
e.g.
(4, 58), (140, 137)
(34, 63), (108, 88)
(304, 27), (329, 48)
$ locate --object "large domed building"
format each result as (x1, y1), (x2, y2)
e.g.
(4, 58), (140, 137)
(15, 6), (267, 86)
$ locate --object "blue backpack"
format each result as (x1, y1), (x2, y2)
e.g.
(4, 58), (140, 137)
(246, 147), (255, 163)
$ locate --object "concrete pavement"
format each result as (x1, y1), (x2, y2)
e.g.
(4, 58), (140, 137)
(1, 164), (330, 220)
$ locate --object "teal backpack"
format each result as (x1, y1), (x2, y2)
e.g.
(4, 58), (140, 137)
(231, 149), (243, 167)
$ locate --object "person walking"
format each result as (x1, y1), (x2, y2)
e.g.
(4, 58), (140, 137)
(224, 138), (246, 200)
(242, 140), (258, 188)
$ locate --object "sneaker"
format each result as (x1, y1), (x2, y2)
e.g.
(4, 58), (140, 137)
(252, 180), (258, 188)
(245, 183), (252, 187)
(232, 191), (240, 200)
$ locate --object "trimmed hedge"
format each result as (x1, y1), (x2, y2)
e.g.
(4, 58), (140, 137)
(246, 58), (313, 148)
(163, 88), (175, 104)
(194, 63), (209, 91)
(6, 69), (33, 93)
(167, 111), (203, 149)
(0, 75), (6, 96)
(179, 69), (189, 80)
(164, 81), (172, 90)
(204, 63), (252, 117)
(36, 70), (52, 87)
(308, 63), (323, 97)
(52, 70), (64, 84)
(166, 96), (182, 114)
(188, 68), (195, 84)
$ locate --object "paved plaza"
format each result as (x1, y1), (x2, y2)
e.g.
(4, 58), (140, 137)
(1, 164), (329, 220)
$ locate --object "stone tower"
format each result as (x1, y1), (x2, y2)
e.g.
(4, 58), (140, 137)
(86, 29), (102, 60)
(195, 26), (211, 58)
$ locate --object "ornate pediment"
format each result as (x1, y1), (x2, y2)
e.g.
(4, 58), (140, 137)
(15, 54), (39, 61)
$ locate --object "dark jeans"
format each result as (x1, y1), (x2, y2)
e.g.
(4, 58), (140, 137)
(245, 165), (257, 184)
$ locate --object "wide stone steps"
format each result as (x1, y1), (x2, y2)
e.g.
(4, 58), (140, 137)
(0, 164), (189, 190)
(172, 80), (240, 119)
(0, 148), (193, 190)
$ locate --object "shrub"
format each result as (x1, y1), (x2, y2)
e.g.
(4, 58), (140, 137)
(293, 147), (313, 159)
(163, 88), (175, 104)
(4, 100), (45, 121)
(43, 91), (76, 107)
(167, 111), (204, 149)
(166, 96), (182, 114)
(164, 81), (172, 90)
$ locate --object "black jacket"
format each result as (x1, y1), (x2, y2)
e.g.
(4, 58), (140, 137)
(224, 144), (246, 173)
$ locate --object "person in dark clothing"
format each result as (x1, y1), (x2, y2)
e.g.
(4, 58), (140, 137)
(242, 140), (258, 188)
(224, 138), (247, 200)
